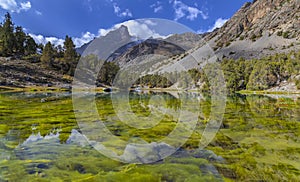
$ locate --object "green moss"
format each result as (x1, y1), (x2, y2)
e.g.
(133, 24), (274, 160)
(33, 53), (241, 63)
(1, 92), (300, 181)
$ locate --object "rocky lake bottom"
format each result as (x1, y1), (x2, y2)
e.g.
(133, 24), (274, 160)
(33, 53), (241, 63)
(0, 91), (299, 181)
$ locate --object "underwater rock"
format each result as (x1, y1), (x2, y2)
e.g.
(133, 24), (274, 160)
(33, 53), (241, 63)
(22, 132), (60, 145)
(73, 163), (86, 174)
(103, 88), (112, 92)
(190, 149), (225, 162)
(171, 148), (225, 162)
(121, 142), (175, 163)
(14, 132), (62, 160)
(37, 163), (49, 169)
(168, 148), (224, 178)
(66, 129), (89, 147)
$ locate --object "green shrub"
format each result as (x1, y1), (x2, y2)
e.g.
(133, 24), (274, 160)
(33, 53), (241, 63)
(283, 31), (290, 39)
(277, 31), (283, 36)
(295, 79), (300, 89)
(250, 34), (257, 41)
(22, 54), (41, 63)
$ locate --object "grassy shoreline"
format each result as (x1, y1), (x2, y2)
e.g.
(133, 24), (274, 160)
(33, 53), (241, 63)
(237, 90), (300, 95)
(0, 85), (104, 93)
(1, 85), (300, 95)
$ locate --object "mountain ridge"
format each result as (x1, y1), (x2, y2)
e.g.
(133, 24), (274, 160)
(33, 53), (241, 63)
(77, 0), (299, 62)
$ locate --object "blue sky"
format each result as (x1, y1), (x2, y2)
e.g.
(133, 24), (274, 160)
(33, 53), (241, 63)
(0, 0), (249, 47)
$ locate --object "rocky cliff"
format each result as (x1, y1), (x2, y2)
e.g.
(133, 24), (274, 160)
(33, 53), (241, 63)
(206, 0), (300, 47)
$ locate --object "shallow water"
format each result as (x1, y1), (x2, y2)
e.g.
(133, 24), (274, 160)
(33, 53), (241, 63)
(0, 91), (299, 181)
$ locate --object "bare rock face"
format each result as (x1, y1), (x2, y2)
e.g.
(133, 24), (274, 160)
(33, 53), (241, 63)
(164, 32), (203, 50)
(109, 39), (186, 67)
(206, 0), (300, 48)
(77, 25), (133, 59)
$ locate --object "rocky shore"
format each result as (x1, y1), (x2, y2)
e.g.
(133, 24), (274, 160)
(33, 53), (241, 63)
(0, 57), (72, 91)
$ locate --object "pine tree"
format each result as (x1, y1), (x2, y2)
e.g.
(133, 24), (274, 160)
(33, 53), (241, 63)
(63, 35), (77, 63)
(24, 35), (37, 56)
(41, 41), (54, 65)
(63, 35), (78, 75)
(14, 26), (26, 55)
(0, 12), (15, 56)
(54, 45), (64, 58)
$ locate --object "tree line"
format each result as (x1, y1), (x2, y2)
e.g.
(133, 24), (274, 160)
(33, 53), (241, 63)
(130, 50), (300, 92)
(221, 51), (300, 92)
(0, 12), (79, 75)
(0, 13), (36, 57)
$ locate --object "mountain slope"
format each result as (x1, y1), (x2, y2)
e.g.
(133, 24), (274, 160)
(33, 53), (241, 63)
(0, 58), (72, 88)
(164, 32), (203, 50)
(206, 0), (299, 45)
(108, 39), (186, 67)
(78, 25), (134, 60)
(203, 0), (299, 59)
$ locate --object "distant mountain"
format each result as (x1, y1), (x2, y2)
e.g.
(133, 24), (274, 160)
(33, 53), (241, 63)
(109, 39), (186, 67)
(76, 26), (196, 68)
(106, 40), (143, 62)
(76, 25), (134, 60)
(76, 0), (299, 63)
(76, 41), (91, 55)
(76, 29), (202, 57)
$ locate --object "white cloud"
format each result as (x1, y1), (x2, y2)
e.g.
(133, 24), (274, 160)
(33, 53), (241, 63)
(150, 1), (163, 13)
(45, 37), (64, 47)
(35, 10), (42, 15)
(154, 6), (162, 13)
(83, 0), (93, 12)
(0, 0), (31, 13)
(186, 7), (202, 20)
(98, 28), (111, 37)
(144, 20), (157, 26)
(207, 18), (228, 32)
(196, 29), (205, 34)
(113, 3), (120, 13)
(20, 1), (30, 11)
(29, 33), (65, 47)
(28, 34), (43, 44)
(98, 20), (165, 39)
(0, 0), (17, 11)
(119, 20), (164, 39)
(30, 32), (96, 48)
(29, 20), (166, 48)
(113, 3), (132, 17)
(196, 18), (228, 33)
(171, 0), (208, 21)
(73, 32), (95, 47)
(120, 9), (132, 17)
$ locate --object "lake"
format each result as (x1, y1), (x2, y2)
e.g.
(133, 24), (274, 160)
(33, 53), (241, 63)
(0, 91), (299, 181)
